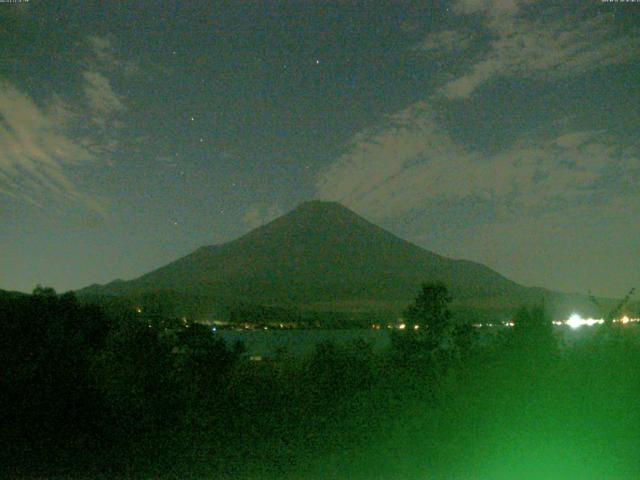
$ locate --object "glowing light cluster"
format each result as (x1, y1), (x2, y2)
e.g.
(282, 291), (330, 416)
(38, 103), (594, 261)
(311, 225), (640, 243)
(562, 313), (639, 329)
(617, 315), (639, 325)
(565, 313), (603, 329)
(467, 314), (640, 329)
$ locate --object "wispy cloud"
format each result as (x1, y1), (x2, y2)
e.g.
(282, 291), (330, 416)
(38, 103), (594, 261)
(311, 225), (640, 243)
(0, 82), (102, 211)
(438, 6), (640, 99)
(316, 101), (639, 222)
(453, 0), (524, 16)
(0, 35), (133, 213)
(316, 102), (469, 218)
(316, 95), (639, 298)
(83, 71), (126, 127)
(414, 29), (475, 54)
(317, 4), (639, 223)
(87, 34), (138, 76)
(83, 35), (129, 129)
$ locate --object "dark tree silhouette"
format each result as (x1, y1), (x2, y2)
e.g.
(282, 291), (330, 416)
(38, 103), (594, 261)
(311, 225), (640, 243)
(452, 322), (476, 359)
(392, 282), (453, 355)
(32, 284), (57, 297)
(405, 282), (452, 336)
(0, 286), (110, 463)
(590, 287), (636, 325)
(508, 304), (557, 356)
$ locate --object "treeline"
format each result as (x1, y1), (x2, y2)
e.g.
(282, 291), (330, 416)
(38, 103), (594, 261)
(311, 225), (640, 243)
(229, 302), (395, 329)
(1, 284), (639, 479)
(0, 287), (243, 476)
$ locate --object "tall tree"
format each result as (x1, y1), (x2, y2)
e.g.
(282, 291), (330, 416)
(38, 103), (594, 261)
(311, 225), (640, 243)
(393, 282), (453, 354)
(509, 304), (557, 355)
(404, 282), (452, 338)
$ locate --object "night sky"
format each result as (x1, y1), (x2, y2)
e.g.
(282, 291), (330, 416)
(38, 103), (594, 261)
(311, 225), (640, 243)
(1, 0), (638, 297)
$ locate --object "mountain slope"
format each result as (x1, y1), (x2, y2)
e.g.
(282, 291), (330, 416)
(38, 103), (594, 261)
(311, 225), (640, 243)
(78, 201), (594, 318)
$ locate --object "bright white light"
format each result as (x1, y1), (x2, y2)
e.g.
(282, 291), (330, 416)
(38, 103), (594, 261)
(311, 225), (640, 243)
(398, 323), (406, 330)
(566, 313), (604, 329)
(566, 313), (583, 329)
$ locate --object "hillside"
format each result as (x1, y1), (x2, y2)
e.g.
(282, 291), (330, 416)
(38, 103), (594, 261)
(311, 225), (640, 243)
(78, 201), (603, 321)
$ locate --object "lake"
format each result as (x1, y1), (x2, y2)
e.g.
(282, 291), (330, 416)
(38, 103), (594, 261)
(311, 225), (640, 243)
(215, 324), (636, 357)
(216, 329), (391, 357)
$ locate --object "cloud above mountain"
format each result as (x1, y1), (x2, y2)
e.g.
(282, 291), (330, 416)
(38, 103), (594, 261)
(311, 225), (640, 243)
(439, 14), (638, 99)
(315, 3), (640, 295)
(0, 35), (131, 213)
(316, 101), (638, 221)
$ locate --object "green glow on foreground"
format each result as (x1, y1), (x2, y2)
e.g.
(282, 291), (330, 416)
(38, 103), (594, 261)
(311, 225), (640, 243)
(278, 335), (640, 480)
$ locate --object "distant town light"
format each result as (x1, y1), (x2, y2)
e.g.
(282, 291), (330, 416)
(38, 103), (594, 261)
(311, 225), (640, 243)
(469, 314), (637, 330)
(398, 323), (406, 330)
(566, 313), (604, 329)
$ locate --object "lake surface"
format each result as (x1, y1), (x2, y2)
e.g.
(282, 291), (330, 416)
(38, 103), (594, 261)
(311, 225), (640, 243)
(215, 325), (637, 357)
(216, 329), (391, 357)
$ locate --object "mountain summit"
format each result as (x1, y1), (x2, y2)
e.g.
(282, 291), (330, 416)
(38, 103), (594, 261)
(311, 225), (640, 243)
(79, 201), (577, 318)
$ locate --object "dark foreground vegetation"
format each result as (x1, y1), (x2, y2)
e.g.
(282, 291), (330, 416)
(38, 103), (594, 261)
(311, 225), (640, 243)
(2, 285), (640, 479)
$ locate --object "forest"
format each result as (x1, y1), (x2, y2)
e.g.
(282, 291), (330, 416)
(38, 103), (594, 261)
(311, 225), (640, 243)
(2, 285), (639, 479)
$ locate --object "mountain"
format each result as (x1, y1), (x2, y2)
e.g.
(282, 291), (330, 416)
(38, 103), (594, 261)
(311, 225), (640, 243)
(78, 201), (601, 321)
